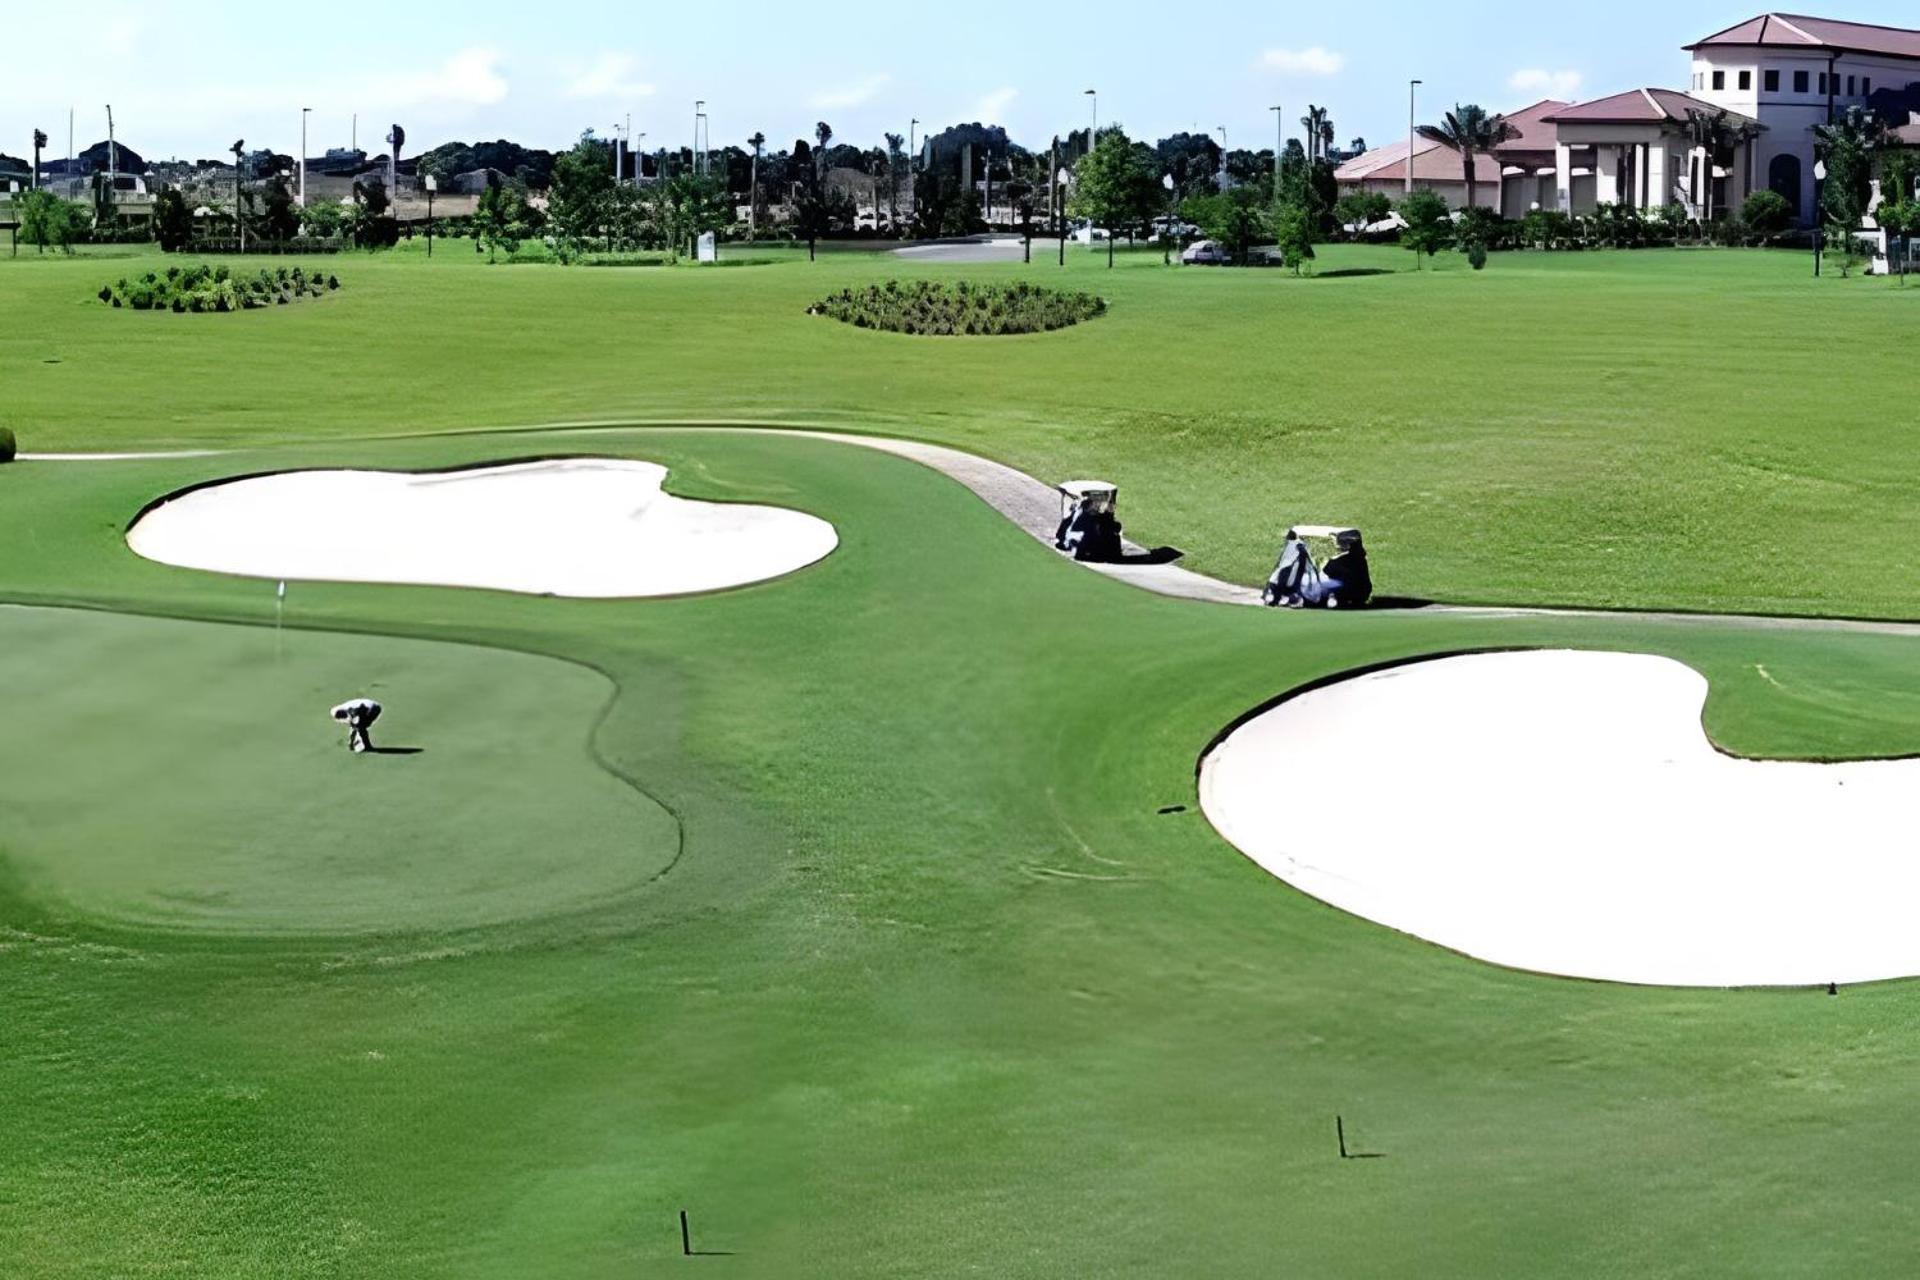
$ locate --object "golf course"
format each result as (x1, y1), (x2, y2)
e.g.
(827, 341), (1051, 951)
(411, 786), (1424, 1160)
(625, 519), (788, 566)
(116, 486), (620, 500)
(6, 240), (1920, 1276)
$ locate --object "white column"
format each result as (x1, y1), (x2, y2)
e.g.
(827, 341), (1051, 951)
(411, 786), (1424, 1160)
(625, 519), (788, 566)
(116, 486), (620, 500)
(1646, 144), (1670, 208)
(1595, 144), (1621, 205)
(1555, 144), (1573, 213)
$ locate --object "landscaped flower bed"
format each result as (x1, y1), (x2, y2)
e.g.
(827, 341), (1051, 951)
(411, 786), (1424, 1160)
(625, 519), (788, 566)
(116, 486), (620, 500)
(98, 265), (341, 313)
(809, 280), (1105, 335)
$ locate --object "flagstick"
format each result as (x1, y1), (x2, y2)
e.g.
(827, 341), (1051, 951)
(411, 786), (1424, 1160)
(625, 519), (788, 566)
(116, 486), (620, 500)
(275, 580), (286, 661)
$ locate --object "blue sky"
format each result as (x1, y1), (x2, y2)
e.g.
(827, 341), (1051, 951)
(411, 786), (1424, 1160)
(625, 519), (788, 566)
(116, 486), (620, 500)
(7, 2), (1920, 162)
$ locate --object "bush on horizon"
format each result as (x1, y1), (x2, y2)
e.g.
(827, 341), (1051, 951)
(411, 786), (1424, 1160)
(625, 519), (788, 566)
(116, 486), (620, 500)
(809, 280), (1105, 336)
(98, 264), (341, 313)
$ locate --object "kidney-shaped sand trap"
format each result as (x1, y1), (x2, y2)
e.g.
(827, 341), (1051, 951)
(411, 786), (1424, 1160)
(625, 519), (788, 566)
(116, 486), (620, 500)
(127, 458), (837, 597)
(1200, 649), (1920, 987)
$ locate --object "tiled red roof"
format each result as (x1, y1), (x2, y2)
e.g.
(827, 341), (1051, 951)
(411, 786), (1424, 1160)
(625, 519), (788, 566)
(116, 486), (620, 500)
(1687, 14), (1920, 59)
(1544, 88), (1757, 126)
(1333, 139), (1504, 186)
(1494, 100), (1572, 155)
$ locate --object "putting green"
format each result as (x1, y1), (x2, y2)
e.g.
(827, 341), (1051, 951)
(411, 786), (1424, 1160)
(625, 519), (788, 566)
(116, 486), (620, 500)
(0, 605), (676, 933)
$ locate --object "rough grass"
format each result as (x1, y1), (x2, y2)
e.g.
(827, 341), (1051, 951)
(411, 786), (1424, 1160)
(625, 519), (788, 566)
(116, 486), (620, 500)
(5, 430), (1920, 1275)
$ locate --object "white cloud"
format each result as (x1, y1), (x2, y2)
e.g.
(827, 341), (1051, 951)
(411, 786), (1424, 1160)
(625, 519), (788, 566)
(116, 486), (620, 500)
(388, 48), (509, 108)
(1258, 47), (1345, 76)
(971, 87), (1018, 122)
(1510, 68), (1584, 99)
(811, 73), (891, 110)
(564, 53), (655, 101)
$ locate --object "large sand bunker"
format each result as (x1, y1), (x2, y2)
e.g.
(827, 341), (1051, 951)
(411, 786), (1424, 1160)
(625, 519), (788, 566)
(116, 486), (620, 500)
(1200, 650), (1920, 987)
(127, 458), (838, 597)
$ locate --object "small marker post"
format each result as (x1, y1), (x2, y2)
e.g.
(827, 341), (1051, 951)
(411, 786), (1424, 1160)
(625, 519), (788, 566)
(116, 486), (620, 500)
(1336, 1114), (1348, 1159)
(274, 580), (286, 660)
(680, 1209), (692, 1256)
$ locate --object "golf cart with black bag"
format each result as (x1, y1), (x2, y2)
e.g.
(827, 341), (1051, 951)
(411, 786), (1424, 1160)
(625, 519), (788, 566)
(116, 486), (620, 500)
(1263, 525), (1372, 609)
(1054, 480), (1125, 563)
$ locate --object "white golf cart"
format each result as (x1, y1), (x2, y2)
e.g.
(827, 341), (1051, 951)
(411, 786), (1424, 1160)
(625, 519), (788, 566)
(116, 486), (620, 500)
(1054, 480), (1125, 562)
(1263, 524), (1372, 609)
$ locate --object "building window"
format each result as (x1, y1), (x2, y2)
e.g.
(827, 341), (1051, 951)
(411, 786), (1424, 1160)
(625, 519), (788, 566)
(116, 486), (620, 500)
(1713, 71), (1726, 91)
(1739, 70), (1752, 91)
(1795, 70), (1810, 93)
(1864, 77), (1873, 94)
(1765, 69), (1780, 92)
(1847, 75), (1856, 95)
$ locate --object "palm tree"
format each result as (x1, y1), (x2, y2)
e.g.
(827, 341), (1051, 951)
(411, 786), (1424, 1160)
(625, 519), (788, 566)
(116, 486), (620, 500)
(747, 131), (765, 241)
(1813, 105), (1886, 242)
(1416, 104), (1519, 216)
(1684, 108), (1766, 225)
(1300, 105), (1331, 164)
(884, 131), (905, 228)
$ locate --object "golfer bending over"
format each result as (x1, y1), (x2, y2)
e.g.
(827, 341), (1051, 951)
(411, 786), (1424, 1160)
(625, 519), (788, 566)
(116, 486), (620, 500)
(330, 698), (383, 754)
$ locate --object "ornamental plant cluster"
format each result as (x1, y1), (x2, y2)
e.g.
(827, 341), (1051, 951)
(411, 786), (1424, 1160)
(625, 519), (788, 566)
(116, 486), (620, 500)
(809, 280), (1106, 336)
(97, 265), (342, 313)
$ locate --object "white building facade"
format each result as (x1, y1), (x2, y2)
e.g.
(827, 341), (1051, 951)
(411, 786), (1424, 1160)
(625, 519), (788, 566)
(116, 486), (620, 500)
(1683, 14), (1920, 223)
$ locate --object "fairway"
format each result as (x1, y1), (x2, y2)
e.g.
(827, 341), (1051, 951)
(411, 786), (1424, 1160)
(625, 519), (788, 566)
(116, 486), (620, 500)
(8, 241), (1920, 1277)
(7, 242), (1920, 617)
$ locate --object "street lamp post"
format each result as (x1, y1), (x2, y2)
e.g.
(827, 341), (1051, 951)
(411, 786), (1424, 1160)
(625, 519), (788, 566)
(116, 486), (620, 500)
(1814, 157), (1828, 277)
(1270, 105), (1284, 200)
(1407, 80), (1422, 198)
(425, 174), (436, 257)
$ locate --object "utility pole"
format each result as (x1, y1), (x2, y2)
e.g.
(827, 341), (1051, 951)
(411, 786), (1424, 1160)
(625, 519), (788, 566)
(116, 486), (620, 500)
(1271, 105), (1284, 200)
(1407, 80), (1422, 198)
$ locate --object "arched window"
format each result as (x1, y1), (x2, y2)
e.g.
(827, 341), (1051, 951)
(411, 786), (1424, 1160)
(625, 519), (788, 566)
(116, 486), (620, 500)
(1769, 153), (1802, 220)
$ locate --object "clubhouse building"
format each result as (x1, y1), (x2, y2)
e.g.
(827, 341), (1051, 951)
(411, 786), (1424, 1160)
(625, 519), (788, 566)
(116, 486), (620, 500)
(1338, 13), (1920, 225)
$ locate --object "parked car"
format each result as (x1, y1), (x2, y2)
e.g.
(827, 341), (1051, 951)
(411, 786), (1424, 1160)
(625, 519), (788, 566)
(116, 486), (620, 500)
(1181, 239), (1232, 265)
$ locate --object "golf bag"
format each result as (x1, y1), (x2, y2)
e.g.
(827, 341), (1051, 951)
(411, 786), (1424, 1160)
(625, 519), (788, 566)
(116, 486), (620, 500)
(1055, 500), (1125, 563)
(1263, 538), (1324, 607)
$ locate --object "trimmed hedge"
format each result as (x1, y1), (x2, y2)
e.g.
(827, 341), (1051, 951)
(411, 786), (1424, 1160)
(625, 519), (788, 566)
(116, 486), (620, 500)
(99, 265), (341, 313)
(809, 280), (1106, 336)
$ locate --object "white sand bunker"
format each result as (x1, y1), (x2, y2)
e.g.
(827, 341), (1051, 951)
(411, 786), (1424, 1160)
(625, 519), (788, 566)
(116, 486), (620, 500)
(127, 458), (838, 597)
(1200, 650), (1920, 987)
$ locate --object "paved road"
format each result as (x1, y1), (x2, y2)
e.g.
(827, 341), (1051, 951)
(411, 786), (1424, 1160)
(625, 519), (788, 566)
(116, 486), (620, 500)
(891, 238), (1031, 264)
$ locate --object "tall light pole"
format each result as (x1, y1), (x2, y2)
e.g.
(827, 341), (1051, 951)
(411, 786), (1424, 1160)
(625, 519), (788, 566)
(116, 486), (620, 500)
(693, 100), (704, 176)
(909, 118), (919, 168)
(1217, 124), (1228, 191)
(1271, 105), (1284, 199)
(1084, 89), (1097, 152)
(1407, 80), (1422, 198)
(299, 107), (310, 207)
(636, 131), (647, 185)
(1814, 157), (1828, 277)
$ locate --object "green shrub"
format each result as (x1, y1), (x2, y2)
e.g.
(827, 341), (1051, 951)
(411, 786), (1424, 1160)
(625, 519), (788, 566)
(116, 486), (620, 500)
(97, 267), (342, 315)
(1467, 242), (1489, 270)
(808, 281), (1106, 336)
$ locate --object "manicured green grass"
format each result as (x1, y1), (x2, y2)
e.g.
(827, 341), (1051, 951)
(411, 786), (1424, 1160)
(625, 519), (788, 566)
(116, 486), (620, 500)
(6, 430), (1920, 1276)
(5, 240), (1919, 617)
(0, 606), (675, 933)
